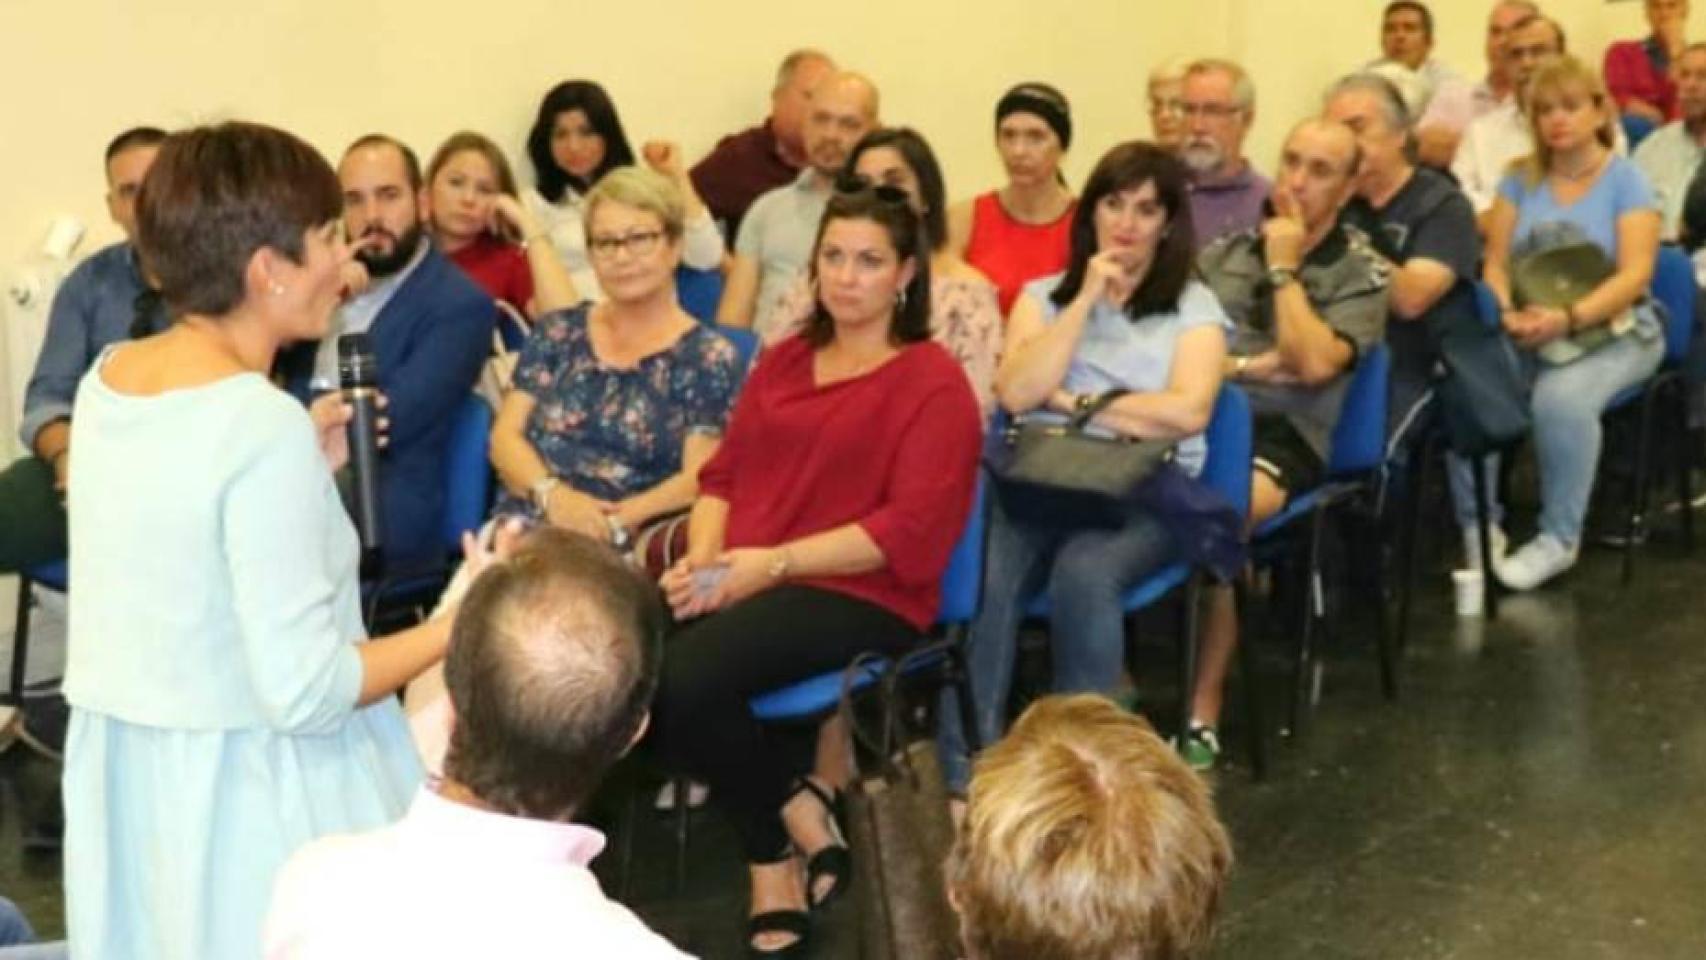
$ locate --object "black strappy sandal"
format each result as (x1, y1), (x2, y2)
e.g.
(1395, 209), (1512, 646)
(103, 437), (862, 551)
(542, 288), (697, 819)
(746, 908), (812, 958)
(792, 778), (852, 911)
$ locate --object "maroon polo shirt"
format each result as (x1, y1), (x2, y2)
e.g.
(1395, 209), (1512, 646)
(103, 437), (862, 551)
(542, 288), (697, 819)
(689, 119), (801, 242)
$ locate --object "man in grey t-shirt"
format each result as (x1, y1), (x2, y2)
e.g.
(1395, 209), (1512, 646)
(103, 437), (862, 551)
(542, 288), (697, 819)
(714, 71), (879, 337)
(1181, 118), (1387, 771)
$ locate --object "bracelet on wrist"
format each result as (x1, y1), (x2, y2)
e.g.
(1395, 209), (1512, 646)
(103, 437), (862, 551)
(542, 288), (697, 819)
(530, 476), (561, 512)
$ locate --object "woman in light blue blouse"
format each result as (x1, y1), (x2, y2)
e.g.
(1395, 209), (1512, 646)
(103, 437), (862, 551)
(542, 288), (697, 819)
(937, 142), (1229, 799)
(1453, 55), (1665, 591)
(61, 122), (496, 959)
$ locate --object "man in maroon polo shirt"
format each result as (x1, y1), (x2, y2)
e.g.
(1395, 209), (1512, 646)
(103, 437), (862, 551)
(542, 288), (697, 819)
(690, 48), (836, 242)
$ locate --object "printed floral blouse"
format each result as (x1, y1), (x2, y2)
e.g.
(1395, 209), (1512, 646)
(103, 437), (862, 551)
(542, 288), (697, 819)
(492, 305), (741, 517)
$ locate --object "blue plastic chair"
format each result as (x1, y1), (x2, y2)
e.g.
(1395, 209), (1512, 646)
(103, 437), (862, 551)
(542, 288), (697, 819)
(1018, 386), (1265, 777)
(676, 266), (724, 325)
(8, 559), (68, 706)
(713, 324), (760, 381)
(1622, 114), (1658, 150)
(363, 394), (495, 626)
(1606, 244), (1698, 582)
(1249, 343), (1398, 737)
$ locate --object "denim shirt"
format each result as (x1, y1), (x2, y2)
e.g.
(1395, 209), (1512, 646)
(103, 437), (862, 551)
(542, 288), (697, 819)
(19, 242), (156, 449)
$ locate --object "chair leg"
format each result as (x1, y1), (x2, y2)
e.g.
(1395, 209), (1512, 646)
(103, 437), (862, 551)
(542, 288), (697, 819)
(673, 775), (692, 892)
(1472, 455), (1500, 619)
(1362, 509), (1400, 703)
(1395, 434), (1432, 655)
(1176, 575), (1202, 746)
(9, 576), (33, 706)
(1233, 578), (1267, 781)
(1624, 391), (1660, 586)
(1288, 510), (1327, 739)
(1675, 383), (1697, 552)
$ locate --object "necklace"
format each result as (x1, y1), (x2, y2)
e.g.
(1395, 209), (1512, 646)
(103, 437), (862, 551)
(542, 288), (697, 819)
(1554, 150), (1608, 183)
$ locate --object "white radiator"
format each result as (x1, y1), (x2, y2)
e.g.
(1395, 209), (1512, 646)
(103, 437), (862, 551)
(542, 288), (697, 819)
(2, 217), (84, 461)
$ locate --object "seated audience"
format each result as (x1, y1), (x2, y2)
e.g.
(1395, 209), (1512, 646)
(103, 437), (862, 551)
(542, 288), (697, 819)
(948, 82), (1077, 315)
(1191, 119), (1388, 768)
(1472, 1), (1541, 115)
(1632, 43), (1706, 238)
(947, 694), (1233, 960)
(1329, 72), (1482, 434)
(765, 128), (1004, 419)
(652, 188), (981, 957)
(691, 49), (837, 242)
(1605, 0), (1689, 125)
(1372, 0), (1475, 168)
(422, 131), (581, 314)
(0, 126), (164, 575)
(937, 141), (1229, 795)
(1448, 56), (1665, 587)
(63, 121), (503, 959)
(1148, 58), (1190, 150)
(1179, 59), (1271, 248)
(523, 80), (724, 298)
(717, 70), (881, 336)
(284, 134), (495, 570)
(265, 529), (687, 959)
(489, 166), (740, 558)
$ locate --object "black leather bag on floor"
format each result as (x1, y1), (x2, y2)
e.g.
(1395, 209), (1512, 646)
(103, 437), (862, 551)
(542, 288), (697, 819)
(839, 651), (961, 960)
(984, 389), (1175, 529)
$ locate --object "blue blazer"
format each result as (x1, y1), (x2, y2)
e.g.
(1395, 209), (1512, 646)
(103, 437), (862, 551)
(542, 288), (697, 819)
(284, 245), (494, 569)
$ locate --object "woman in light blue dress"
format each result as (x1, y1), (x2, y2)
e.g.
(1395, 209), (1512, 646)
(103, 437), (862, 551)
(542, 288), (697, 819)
(60, 122), (486, 959)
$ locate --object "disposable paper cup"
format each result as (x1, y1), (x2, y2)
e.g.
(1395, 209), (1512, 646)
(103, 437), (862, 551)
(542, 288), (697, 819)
(1452, 568), (1484, 618)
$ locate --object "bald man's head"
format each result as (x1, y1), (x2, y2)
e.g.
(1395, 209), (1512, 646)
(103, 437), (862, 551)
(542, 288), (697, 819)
(1274, 118), (1361, 232)
(803, 71), (881, 177)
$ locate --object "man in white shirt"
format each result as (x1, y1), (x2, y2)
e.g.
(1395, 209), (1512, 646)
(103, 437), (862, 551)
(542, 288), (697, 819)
(264, 529), (688, 959)
(1469, 0), (1541, 116)
(1634, 42), (1706, 238)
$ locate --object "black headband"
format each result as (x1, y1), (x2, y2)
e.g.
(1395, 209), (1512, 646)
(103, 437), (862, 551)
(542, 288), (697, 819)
(995, 84), (1072, 149)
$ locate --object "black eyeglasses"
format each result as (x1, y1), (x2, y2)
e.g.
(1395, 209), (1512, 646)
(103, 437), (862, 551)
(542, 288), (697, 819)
(832, 173), (912, 208)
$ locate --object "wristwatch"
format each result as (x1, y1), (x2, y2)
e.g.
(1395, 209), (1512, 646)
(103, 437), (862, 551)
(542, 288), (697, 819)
(530, 476), (560, 512)
(1266, 265), (1298, 289)
(767, 547), (792, 582)
(604, 513), (632, 551)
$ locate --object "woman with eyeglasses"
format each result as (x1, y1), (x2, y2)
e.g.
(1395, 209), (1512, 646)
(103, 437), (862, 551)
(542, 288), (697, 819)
(422, 131), (581, 316)
(650, 187), (982, 958)
(523, 80), (725, 300)
(936, 141), (1230, 805)
(766, 128), (1003, 419)
(948, 82), (1077, 317)
(488, 166), (740, 554)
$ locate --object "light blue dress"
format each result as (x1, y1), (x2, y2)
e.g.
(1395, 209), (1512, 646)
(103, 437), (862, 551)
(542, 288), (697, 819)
(61, 354), (423, 959)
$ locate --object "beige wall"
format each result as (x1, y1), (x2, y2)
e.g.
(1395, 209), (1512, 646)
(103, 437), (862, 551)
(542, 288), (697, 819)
(0, 0), (1691, 263)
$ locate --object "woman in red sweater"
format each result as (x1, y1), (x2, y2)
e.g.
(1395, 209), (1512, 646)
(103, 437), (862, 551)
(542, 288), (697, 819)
(653, 187), (982, 957)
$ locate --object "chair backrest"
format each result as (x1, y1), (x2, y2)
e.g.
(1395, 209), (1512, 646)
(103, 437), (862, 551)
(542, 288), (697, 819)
(936, 472), (988, 626)
(441, 394), (495, 549)
(1622, 114), (1658, 150)
(713, 324), (760, 379)
(1651, 244), (1696, 366)
(1472, 281), (1502, 330)
(676, 266), (724, 325)
(1199, 384), (1254, 521)
(1326, 341), (1391, 477)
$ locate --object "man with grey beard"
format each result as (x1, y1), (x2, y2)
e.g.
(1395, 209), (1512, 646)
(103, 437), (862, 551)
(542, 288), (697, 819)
(1179, 58), (1271, 248)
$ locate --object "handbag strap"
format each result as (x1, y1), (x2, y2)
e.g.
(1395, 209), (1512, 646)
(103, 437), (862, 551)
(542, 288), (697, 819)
(1067, 389), (1131, 430)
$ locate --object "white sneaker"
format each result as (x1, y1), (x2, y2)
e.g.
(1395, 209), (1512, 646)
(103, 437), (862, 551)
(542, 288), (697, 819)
(1494, 534), (1579, 591)
(1462, 525), (1508, 571)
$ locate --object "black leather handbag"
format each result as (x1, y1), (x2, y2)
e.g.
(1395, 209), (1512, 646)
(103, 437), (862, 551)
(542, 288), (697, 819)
(984, 390), (1175, 529)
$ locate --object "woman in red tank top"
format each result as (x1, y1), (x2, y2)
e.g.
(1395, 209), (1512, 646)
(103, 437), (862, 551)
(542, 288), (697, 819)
(950, 82), (1078, 316)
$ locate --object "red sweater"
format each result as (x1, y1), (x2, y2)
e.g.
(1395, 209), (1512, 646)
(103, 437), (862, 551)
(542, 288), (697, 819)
(1604, 39), (1679, 121)
(447, 233), (534, 309)
(698, 335), (983, 630)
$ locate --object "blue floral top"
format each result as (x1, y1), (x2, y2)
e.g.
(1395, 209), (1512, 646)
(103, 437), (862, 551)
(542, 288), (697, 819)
(493, 305), (741, 518)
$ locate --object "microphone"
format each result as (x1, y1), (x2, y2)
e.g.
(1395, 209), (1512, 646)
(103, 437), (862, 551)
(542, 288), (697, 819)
(337, 333), (384, 561)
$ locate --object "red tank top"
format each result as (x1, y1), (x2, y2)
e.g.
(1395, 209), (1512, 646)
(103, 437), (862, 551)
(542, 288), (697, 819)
(963, 190), (1075, 317)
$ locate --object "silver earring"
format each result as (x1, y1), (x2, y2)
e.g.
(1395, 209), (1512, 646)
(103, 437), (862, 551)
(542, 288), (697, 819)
(271, 283), (285, 296)
(896, 287), (908, 309)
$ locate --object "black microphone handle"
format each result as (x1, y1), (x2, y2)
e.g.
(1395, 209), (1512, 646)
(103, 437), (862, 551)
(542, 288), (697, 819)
(345, 387), (384, 553)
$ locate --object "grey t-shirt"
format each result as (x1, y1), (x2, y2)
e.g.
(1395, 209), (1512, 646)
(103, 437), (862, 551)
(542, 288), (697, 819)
(1199, 224), (1389, 459)
(1023, 273), (1231, 475)
(736, 168), (830, 339)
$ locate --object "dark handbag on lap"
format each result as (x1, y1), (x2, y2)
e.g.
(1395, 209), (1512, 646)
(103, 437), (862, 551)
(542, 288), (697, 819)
(1433, 284), (1532, 457)
(839, 652), (961, 960)
(984, 389), (1175, 528)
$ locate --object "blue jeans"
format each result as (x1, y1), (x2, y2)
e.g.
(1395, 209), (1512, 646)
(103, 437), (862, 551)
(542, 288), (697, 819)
(1448, 332), (1665, 545)
(937, 494), (1177, 793)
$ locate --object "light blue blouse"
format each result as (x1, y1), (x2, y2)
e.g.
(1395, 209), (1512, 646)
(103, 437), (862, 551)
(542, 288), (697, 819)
(62, 355), (421, 959)
(1022, 274), (1231, 475)
(1497, 155), (1658, 257)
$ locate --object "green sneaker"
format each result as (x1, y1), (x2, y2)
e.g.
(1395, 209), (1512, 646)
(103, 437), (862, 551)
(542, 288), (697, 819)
(1177, 723), (1221, 772)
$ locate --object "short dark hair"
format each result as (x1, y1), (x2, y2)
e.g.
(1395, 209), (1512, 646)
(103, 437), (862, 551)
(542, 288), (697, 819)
(136, 122), (340, 319)
(526, 80), (637, 202)
(802, 187), (933, 348)
(343, 133), (422, 191)
(1512, 13), (1568, 52)
(1051, 141), (1195, 320)
(1384, 0), (1433, 40)
(442, 529), (664, 821)
(844, 127), (950, 254)
(104, 126), (167, 166)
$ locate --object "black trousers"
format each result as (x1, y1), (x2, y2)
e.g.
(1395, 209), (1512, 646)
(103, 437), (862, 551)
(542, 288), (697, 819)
(651, 584), (917, 862)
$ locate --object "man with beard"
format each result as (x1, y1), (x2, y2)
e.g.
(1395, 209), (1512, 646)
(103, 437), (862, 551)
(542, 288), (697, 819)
(1178, 59), (1270, 249)
(715, 70), (880, 336)
(289, 134), (494, 570)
